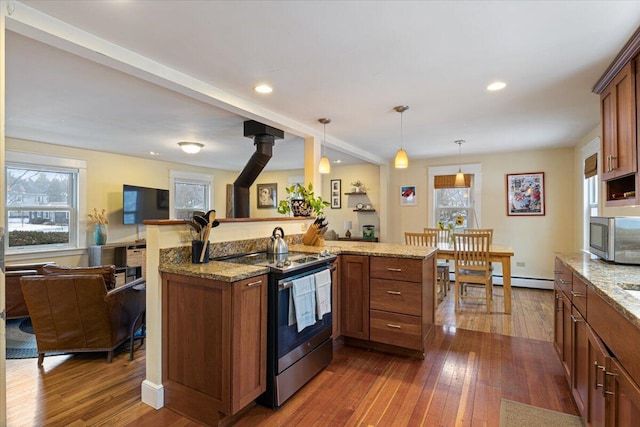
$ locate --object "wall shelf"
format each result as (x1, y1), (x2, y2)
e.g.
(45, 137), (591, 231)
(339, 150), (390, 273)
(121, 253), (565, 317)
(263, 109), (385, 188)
(353, 209), (376, 212)
(344, 192), (367, 195)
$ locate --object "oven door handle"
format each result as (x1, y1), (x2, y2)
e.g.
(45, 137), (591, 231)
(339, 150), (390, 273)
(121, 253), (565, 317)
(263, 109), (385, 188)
(279, 265), (336, 290)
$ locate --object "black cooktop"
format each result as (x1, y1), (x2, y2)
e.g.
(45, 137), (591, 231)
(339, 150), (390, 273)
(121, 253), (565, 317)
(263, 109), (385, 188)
(215, 250), (335, 273)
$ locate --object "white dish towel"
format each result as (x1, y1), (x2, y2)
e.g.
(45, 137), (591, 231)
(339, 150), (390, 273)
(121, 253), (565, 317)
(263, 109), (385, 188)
(314, 269), (332, 320)
(290, 275), (317, 332)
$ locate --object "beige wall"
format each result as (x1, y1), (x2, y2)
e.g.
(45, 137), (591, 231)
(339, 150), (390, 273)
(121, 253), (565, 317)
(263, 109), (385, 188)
(320, 163), (381, 239)
(250, 169), (304, 218)
(381, 147), (576, 280)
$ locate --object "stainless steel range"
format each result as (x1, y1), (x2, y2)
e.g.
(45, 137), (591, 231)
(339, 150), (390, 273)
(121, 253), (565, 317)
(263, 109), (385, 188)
(216, 250), (337, 408)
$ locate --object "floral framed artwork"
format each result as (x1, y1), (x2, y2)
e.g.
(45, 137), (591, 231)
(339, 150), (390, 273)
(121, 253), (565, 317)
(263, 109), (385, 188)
(257, 183), (277, 208)
(400, 185), (417, 206)
(330, 179), (341, 209)
(506, 172), (545, 216)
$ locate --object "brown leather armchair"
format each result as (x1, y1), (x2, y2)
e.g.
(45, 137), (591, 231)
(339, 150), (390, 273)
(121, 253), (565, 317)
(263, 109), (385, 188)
(6, 262), (54, 319)
(21, 272), (145, 365)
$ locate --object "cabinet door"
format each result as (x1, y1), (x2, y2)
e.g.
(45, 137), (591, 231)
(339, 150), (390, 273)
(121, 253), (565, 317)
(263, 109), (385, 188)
(601, 60), (637, 180)
(606, 357), (640, 427)
(332, 258), (341, 338)
(561, 291), (573, 379)
(231, 275), (268, 413)
(554, 286), (564, 360)
(571, 307), (588, 418)
(587, 324), (607, 427)
(340, 255), (370, 340)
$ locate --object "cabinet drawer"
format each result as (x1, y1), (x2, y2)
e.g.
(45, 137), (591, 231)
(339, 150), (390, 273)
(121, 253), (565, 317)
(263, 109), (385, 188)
(571, 274), (587, 318)
(370, 257), (422, 283)
(370, 310), (421, 350)
(370, 278), (421, 316)
(554, 258), (572, 296)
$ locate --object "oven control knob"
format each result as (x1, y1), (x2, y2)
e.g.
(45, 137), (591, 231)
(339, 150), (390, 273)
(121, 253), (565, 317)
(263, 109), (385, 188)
(276, 261), (284, 268)
(284, 259), (292, 266)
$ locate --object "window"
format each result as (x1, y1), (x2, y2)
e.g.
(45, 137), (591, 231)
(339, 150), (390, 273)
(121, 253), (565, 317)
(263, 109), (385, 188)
(435, 186), (473, 228)
(5, 151), (86, 254)
(428, 164), (482, 230)
(582, 140), (599, 250)
(170, 171), (213, 219)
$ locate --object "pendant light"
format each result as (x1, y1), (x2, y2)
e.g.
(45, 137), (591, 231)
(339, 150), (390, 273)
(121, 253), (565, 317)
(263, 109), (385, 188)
(454, 139), (466, 187)
(394, 105), (409, 168)
(318, 118), (331, 174)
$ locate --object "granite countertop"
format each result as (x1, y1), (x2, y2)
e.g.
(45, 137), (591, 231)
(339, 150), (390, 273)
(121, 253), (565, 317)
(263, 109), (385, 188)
(159, 241), (437, 282)
(557, 252), (640, 329)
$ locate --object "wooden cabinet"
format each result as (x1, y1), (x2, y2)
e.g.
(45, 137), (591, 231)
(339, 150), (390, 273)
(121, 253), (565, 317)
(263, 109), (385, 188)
(555, 255), (640, 426)
(331, 257), (341, 338)
(341, 253), (436, 357)
(340, 255), (370, 340)
(369, 257), (428, 351)
(162, 272), (267, 425)
(601, 60), (637, 182)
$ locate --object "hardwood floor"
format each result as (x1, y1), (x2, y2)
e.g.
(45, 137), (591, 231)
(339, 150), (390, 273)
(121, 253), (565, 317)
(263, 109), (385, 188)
(7, 286), (574, 426)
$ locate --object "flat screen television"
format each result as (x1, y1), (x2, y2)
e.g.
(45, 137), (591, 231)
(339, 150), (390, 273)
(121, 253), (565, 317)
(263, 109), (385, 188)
(123, 184), (170, 225)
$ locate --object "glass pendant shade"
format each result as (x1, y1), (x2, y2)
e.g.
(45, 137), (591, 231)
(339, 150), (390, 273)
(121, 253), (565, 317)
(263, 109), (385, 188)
(454, 169), (465, 187)
(394, 148), (409, 168)
(319, 156), (331, 174)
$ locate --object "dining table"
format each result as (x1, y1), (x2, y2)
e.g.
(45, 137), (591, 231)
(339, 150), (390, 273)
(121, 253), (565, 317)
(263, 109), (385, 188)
(436, 242), (515, 314)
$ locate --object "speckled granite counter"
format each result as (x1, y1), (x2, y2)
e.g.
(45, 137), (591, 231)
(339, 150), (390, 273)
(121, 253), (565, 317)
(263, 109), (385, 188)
(159, 241), (437, 282)
(557, 252), (640, 329)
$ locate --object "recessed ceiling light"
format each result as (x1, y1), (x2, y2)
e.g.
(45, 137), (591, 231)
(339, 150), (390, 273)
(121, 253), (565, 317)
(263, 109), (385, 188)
(487, 81), (507, 91)
(149, 151), (160, 156)
(333, 159), (342, 164)
(254, 84), (273, 94)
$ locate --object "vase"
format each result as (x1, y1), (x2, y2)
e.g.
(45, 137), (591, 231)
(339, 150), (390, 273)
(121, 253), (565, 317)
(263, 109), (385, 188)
(291, 199), (312, 217)
(94, 224), (107, 246)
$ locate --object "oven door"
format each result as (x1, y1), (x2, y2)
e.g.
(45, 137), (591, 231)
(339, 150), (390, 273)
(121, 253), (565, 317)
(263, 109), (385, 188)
(275, 265), (333, 374)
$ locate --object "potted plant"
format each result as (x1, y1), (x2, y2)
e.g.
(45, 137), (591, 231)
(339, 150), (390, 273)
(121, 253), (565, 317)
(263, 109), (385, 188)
(351, 180), (366, 193)
(277, 182), (330, 217)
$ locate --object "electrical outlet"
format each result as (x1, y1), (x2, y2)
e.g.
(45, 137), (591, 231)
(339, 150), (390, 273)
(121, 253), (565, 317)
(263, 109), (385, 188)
(301, 223), (307, 231)
(516, 261), (526, 268)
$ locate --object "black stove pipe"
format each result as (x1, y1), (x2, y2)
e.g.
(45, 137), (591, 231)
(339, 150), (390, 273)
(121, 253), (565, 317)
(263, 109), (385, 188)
(232, 121), (284, 218)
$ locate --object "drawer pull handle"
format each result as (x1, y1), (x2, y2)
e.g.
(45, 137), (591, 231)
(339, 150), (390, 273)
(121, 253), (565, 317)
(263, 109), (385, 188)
(386, 323), (402, 329)
(603, 371), (619, 397)
(570, 314), (583, 323)
(594, 361), (605, 390)
(387, 268), (402, 272)
(246, 280), (262, 287)
(387, 290), (402, 295)
(570, 291), (584, 298)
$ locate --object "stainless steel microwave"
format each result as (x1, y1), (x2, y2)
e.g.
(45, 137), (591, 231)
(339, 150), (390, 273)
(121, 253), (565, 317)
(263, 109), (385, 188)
(589, 216), (640, 264)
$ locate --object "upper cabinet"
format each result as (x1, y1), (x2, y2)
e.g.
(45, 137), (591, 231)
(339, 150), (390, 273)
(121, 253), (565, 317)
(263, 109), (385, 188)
(593, 27), (640, 206)
(600, 60), (637, 181)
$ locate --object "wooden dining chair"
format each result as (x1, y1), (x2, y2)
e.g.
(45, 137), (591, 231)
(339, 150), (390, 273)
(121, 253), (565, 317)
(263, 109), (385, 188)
(404, 231), (437, 246)
(424, 227), (451, 299)
(453, 232), (493, 313)
(405, 231), (444, 305)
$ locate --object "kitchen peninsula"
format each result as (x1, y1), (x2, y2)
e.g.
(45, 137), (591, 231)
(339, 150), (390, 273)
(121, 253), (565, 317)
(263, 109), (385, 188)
(157, 235), (437, 426)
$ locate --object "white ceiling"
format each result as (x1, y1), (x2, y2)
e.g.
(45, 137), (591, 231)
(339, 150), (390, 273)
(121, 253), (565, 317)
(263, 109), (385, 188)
(5, 1), (640, 171)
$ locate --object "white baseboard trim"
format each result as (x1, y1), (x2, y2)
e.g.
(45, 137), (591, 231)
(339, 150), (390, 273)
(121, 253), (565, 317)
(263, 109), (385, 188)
(141, 379), (164, 409)
(448, 272), (554, 290)
(492, 275), (554, 290)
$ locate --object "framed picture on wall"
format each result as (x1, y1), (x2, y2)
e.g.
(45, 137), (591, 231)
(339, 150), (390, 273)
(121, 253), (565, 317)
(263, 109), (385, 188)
(506, 172), (545, 216)
(257, 183), (277, 208)
(330, 179), (341, 209)
(400, 185), (417, 206)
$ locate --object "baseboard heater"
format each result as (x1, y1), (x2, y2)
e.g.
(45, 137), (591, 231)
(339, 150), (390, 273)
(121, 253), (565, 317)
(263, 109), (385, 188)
(449, 272), (554, 290)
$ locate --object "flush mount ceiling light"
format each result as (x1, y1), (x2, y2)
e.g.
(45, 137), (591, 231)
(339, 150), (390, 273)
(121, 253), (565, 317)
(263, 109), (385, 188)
(178, 141), (204, 154)
(487, 81), (507, 91)
(454, 140), (466, 187)
(394, 105), (409, 168)
(254, 84), (273, 94)
(318, 118), (332, 174)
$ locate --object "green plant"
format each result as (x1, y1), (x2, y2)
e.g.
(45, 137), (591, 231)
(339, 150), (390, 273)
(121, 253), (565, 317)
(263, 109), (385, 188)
(277, 182), (330, 217)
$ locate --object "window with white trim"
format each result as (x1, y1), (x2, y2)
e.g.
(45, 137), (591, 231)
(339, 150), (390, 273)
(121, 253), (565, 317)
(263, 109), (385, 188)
(170, 171), (214, 219)
(582, 139), (599, 251)
(5, 152), (86, 253)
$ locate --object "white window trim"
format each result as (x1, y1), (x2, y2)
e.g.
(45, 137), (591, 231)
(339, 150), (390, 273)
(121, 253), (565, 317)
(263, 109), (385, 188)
(427, 163), (482, 227)
(169, 170), (214, 218)
(582, 137), (600, 252)
(5, 150), (87, 260)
